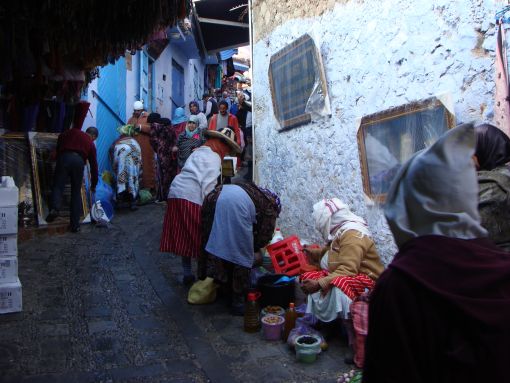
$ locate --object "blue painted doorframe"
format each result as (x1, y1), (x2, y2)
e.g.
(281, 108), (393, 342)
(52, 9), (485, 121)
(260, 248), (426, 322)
(171, 59), (185, 115)
(96, 58), (127, 174)
(140, 51), (149, 109)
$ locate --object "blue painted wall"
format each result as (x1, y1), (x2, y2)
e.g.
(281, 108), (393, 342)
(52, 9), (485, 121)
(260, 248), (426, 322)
(96, 58), (127, 174)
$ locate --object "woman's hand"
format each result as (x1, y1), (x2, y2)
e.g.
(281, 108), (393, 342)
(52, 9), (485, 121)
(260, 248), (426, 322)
(301, 279), (321, 294)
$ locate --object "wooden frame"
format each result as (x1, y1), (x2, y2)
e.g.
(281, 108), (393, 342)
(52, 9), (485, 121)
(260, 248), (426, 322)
(0, 133), (37, 228)
(268, 34), (329, 131)
(357, 97), (455, 202)
(28, 132), (89, 226)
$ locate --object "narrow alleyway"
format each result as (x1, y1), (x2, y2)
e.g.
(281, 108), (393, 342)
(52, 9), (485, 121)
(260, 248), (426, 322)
(0, 204), (351, 383)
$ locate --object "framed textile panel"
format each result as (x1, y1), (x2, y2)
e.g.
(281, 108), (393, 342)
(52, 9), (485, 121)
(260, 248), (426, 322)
(357, 96), (455, 202)
(269, 34), (331, 131)
(0, 133), (37, 228)
(28, 132), (89, 226)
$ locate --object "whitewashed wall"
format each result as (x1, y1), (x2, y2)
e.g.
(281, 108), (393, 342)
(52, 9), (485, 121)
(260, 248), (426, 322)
(253, 0), (502, 264)
(126, 53), (140, 119)
(188, 58), (206, 108)
(153, 47), (173, 118)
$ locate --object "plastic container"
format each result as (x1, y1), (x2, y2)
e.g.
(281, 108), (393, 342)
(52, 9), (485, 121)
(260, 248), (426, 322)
(295, 334), (322, 363)
(283, 302), (298, 341)
(244, 291), (261, 332)
(266, 235), (308, 276)
(261, 305), (285, 317)
(269, 228), (284, 244)
(258, 274), (295, 309)
(261, 314), (285, 341)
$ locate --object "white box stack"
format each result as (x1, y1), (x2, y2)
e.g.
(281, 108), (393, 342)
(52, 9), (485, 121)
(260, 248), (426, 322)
(0, 176), (22, 314)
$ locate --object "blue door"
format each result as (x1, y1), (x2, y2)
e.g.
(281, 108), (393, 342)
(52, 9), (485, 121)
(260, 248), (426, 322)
(171, 59), (185, 114)
(96, 57), (127, 174)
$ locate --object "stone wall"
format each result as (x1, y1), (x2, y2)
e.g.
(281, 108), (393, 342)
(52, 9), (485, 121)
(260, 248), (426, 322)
(252, 0), (346, 42)
(252, 0), (502, 264)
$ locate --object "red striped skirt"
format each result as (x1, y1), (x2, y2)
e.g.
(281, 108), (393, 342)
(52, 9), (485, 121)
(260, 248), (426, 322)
(160, 198), (201, 258)
(301, 270), (375, 300)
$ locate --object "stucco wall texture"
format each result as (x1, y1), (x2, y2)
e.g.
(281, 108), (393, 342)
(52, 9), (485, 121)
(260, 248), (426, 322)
(252, 0), (502, 264)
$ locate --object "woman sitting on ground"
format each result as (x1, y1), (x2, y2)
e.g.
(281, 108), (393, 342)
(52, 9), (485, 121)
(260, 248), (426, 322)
(473, 123), (510, 251)
(110, 124), (142, 210)
(198, 181), (281, 315)
(160, 128), (241, 286)
(300, 198), (384, 362)
(177, 115), (205, 170)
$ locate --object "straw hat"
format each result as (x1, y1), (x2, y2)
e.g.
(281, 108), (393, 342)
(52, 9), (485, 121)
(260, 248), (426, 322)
(203, 127), (242, 153)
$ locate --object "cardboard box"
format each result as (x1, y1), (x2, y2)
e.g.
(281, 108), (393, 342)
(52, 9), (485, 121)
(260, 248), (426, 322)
(0, 206), (18, 235)
(0, 278), (22, 314)
(0, 257), (18, 283)
(0, 177), (19, 206)
(0, 234), (17, 257)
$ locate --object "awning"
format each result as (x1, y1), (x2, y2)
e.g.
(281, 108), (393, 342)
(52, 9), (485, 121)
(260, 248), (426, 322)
(193, 0), (250, 54)
(234, 61), (249, 72)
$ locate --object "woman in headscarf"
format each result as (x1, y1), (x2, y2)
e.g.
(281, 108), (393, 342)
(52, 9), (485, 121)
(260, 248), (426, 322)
(149, 116), (178, 202)
(300, 198), (384, 362)
(160, 127), (242, 285)
(363, 124), (510, 383)
(109, 124), (142, 210)
(189, 101), (208, 130)
(198, 182), (281, 315)
(473, 123), (510, 251)
(172, 107), (188, 139)
(177, 115), (205, 170)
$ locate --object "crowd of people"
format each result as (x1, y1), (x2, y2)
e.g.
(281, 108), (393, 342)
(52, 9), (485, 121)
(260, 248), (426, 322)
(47, 95), (510, 380)
(98, 88), (252, 212)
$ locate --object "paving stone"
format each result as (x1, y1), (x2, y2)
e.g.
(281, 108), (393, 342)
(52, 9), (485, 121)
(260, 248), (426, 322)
(137, 333), (170, 348)
(125, 302), (145, 316)
(39, 339), (71, 357)
(39, 309), (68, 321)
(38, 323), (70, 337)
(0, 342), (19, 366)
(84, 306), (112, 318)
(83, 293), (108, 307)
(113, 272), (136, 282)
(130, 317), (165, 332)
(88, 320), (117, 334)
(92, 337), (120, 352)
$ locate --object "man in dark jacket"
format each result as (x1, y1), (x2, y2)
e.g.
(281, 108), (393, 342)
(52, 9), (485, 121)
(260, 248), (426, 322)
(46, 125), (98, 232)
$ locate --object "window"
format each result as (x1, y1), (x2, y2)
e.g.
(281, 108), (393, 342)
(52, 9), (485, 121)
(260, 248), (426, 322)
(268, 34), (330, 131)
(357, 96), (455, 202)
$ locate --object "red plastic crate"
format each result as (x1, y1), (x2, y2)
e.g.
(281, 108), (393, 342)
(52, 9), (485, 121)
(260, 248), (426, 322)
(265, 235), (308, 276)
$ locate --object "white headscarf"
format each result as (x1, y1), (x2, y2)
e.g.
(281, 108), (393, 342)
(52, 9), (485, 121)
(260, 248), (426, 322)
(384, 123), (487, 249)
(312, 198), (371, 241)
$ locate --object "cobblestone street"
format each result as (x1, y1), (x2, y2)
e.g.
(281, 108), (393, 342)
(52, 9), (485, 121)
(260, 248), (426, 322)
(1, 204), (351, 383)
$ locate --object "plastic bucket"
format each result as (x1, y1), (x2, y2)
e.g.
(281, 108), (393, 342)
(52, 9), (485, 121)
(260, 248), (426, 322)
(257, 274), (295, 309)
(295, 334), (322, 363)
(261, 305), (285, 317)
(261, 314), (285, 341)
